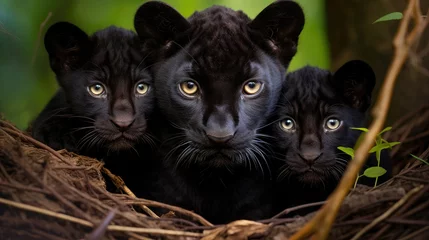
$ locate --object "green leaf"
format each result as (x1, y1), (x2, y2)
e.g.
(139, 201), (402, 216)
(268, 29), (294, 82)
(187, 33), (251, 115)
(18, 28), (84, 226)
(378, 126), (392, 136)
(375, 135), (382, 145)
(410, 154), (429, 165)
(388, 142), (401, 147)
(363, 167), (387, 178)
(337, 147), (354, 158)
(350, 127), (369, 132)
(369, 142), (401, 153)
(376, 149), (381, 164)
(373, 12), (403, 24)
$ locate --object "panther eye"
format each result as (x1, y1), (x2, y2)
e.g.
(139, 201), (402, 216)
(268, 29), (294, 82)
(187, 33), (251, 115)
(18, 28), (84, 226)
(179, 80), (199, 97)
(325, 118), (342, 131)
(243, 80), (262, 96)
(135, 82), (149, 96)
(280, 118), (296, 132)
(88, 84), (106, 97)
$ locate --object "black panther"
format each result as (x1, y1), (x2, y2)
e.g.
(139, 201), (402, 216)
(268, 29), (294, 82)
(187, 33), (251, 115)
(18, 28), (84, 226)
(268, 61), (392, 214)
(30, 22), (158, 194)
(134, 0), (305, 223)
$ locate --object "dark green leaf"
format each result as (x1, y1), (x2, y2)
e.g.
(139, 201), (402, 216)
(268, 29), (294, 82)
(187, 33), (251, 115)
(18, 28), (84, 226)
(350, 127), (369, 132)
(369, 142), (401, 153)
(388, 142), (401, 147)
(363, 167), (387, 178)
(378, 126), (392, 136)
(373, 12), (403, 24)
(338, 147), (354, 158)
(376, 149), (381, 164)
(410, 154), (429, 165)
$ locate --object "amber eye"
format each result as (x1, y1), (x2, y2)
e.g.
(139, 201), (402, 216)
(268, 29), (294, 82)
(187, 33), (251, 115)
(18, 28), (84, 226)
(325, 118), (341, 131)
(135, 82), (149, 95)
(88, 84), (105, 97)
(179, 80), (199, 97)
(280, 118), (296, 132)
(243, 80), (262, 95)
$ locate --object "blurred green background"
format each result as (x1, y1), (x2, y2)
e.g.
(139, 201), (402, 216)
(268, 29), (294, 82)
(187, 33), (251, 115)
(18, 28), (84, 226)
(0, 0), (329, 129)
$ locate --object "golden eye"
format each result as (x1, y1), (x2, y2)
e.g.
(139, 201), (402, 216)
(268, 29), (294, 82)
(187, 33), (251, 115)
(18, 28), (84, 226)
(88, 84), (105, 97)
(135, 82), (149, 95)
(179, 81), (199, 97)
(243, 81), (262, 95)
(325, 118), (341, 131)
(280, 118), (295, 131)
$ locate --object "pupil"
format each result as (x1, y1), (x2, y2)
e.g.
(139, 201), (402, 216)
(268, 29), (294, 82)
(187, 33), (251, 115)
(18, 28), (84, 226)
(187, 82), (194, 89)
(138, 84), (143, 90)
(248, 82), (256, 89)
(95, 85), (100, 90)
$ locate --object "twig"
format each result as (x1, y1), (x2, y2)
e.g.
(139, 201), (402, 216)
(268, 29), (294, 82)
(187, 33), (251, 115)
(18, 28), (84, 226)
(0, 197), (92, 227)
(0, 181), (50, 195)
(290, 1), (428, 239)
(31, 12), (52, 66)
(101, 167), (159, 219)
(395, 175), (429, 183)
(86, 209), (117, 240)
(270, 201), (326, 219)
(0, 197), (204, 238)
(351, 186), (423, 240)
(398, 226), (429, 240)
(124, 199), (214, 227)
(1, 124), (69, 164)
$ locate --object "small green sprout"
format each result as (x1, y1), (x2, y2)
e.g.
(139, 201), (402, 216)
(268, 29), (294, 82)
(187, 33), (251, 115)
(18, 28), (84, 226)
(410, 154), (429, 165)
(338, 126), (400, 188)
(373, 12), (403, 24)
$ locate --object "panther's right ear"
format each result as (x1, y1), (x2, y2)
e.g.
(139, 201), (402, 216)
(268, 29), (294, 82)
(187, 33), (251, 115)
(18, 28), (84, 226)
(44, 22), (91, 75)
(134, 1), (190, 46)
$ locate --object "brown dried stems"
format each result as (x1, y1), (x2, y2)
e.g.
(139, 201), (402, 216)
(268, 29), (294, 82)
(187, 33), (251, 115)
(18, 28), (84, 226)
(290, 0), (429, 239)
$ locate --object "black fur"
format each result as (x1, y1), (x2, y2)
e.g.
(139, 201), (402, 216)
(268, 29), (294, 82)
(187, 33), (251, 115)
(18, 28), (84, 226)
(31, 23), (157, 193)
(133, 1), (304, 223)
(268, 61), (392, 214)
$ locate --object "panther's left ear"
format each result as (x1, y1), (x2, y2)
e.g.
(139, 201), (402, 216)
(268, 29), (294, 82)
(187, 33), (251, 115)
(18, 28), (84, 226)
(248, 0), (305, 66)
(332, 60), (376, 112)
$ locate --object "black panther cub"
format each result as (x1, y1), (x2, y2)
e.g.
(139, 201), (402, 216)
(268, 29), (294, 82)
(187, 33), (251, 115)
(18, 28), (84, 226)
(134, 1), (304, 223)
(31, 22), (157, 192)
(269, 60), (392, 213)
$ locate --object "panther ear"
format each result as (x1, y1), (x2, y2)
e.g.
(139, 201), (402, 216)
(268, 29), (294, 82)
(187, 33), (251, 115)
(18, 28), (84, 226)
(248, 0), (305, 65)
(332, 60), (376, 111)
(44, 22), (91, 75)
(134, 1), (190, 45)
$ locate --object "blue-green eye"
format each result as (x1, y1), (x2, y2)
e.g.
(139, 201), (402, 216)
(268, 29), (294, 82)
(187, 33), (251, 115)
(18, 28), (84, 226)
(280, 118), (296, 131)
(325, 118), (341, 131)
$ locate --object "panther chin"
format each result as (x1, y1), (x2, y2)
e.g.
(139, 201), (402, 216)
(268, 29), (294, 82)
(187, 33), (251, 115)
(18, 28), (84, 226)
(295, 168), (327, 186)
(105, 133), (139, 151)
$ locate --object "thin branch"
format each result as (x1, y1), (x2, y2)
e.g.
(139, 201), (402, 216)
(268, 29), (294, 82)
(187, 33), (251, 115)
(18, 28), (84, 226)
(290, 0), (428, 239)
(0, 197), (204, 238)
(101, 167), (159, 219)
(351, 186), (423, 240)
(270, 201), (326, 219)
(31, 12), (52, 66)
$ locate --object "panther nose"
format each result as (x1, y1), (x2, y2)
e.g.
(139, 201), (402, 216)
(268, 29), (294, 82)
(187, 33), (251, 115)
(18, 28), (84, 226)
(299, 152), (322, 165)
(206, 131), (234, 143)
(110, 118), (134, 131)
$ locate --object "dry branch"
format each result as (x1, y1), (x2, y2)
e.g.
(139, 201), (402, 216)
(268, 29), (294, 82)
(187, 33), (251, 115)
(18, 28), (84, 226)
(290, 0), (429, 239)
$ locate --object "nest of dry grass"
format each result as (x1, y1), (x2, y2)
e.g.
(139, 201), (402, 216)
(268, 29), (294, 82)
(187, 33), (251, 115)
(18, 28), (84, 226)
(1, 105), (429, 240)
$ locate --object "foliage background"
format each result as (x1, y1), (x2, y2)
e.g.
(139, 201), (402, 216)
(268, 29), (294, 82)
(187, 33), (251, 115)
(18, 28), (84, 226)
(0, 0), (329, 129)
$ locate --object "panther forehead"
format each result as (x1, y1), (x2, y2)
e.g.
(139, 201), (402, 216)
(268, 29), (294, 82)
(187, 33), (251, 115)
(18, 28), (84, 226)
(187, 6), (257, 71)
(90, 26), (145, 78)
